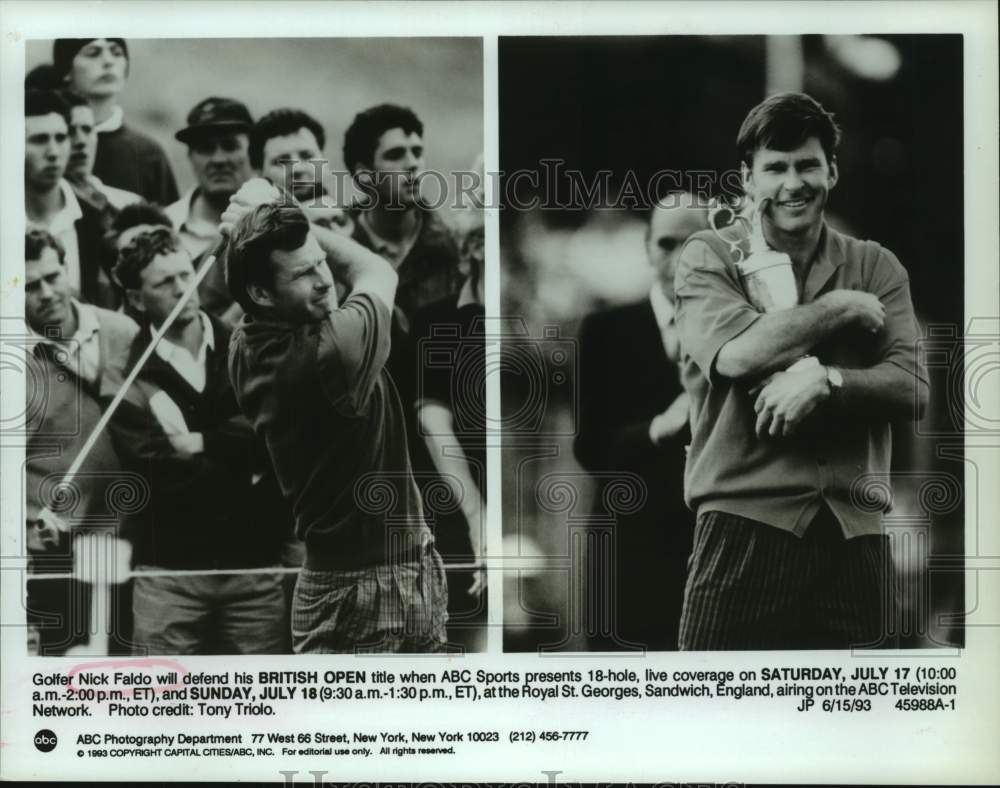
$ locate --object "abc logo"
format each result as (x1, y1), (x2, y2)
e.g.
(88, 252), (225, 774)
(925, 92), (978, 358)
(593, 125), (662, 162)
(34, 729), (57, 752)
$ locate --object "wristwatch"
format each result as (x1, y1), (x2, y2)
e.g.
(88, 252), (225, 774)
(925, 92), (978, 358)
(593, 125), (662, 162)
(825, 365), (844, 399)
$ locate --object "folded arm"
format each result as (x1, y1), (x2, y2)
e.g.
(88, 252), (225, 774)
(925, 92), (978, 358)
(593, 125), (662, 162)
(716, 290), (882, 380)
(753, 250), (928, 435)
(675, 237), (888, 384)
(110, 394), (254, 497)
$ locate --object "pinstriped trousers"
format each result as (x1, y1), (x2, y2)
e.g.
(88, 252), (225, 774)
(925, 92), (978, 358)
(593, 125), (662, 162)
(678, 508), (900, 651)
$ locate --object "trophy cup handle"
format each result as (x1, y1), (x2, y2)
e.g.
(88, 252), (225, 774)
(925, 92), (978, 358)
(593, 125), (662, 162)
(708, 197), (749, 264)
(748, 196), (772, 255)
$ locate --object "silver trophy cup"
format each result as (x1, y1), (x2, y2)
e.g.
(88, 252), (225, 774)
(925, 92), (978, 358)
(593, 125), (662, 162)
(710, 196), (799, 312)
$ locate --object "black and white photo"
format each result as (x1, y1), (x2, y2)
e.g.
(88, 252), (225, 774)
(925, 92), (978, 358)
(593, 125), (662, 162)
(18, 35), (486, 657)
(500, 35), (965, 654)
(0, 3), (997, 785)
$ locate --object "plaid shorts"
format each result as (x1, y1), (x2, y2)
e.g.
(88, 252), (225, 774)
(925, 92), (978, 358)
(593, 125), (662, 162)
(291, 542), (449, 654)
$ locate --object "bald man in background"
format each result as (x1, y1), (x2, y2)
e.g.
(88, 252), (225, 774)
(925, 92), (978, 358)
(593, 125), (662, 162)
(573, 193), (708, 651)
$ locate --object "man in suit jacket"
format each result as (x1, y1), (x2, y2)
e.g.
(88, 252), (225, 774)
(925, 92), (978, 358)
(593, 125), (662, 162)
(109, 227), (290, 655)
(573, 193), (708, 651)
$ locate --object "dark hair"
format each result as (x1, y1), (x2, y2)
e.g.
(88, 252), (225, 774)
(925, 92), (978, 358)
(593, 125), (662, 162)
(110, 201), (172, 238)
(25, 64), (63, 91)
(25, 89), (70, 124)
(26, 228), (66, 265)
(53, 38), (129, 77)
(342, 103), (423, 173)
(224, 203), (311, 315)
(461, 224), (485, 290)
(250, 109), (326, 170)
(113, 227), (180, 290)
(737, 92), (841, 169)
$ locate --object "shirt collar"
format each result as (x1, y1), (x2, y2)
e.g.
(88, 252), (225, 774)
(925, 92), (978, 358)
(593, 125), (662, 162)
(456, 277), (480, 309)
(74, 300), (101, 342)
(802, 223), (846, 303)
(165, 188), (198, 230)
(154, 310), (215, 363)
(47, 180), (84, 235)
(26, 299), (97, 350)
(94, 105), (124, 134)
(357, 209), (424, 262)
(648, 282), (676, 329)
(820, 222), (847, 267)
(165, 188), (220, 241)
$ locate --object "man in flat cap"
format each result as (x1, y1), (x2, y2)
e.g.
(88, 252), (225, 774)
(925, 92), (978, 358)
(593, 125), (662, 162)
(53, 38), (179, 206)
(166, 97), (255, 322)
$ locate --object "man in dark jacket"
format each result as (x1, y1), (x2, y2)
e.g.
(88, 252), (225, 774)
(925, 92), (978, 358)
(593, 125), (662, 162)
(573, 193), (707, 651)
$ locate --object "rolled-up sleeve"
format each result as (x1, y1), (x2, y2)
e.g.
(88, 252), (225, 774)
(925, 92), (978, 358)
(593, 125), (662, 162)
(674, 237), (761, 385)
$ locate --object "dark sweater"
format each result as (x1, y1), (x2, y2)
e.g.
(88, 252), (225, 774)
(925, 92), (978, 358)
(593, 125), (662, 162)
(75, 194), (121, 309)
(228, 294), (429, 570)
(349, 206), (462, 322)
(110, 313), (288, 569)
(94, 123), (179, 207)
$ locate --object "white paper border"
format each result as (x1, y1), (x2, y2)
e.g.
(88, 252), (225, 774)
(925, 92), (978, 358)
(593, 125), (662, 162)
(1, 1), (997, 784)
